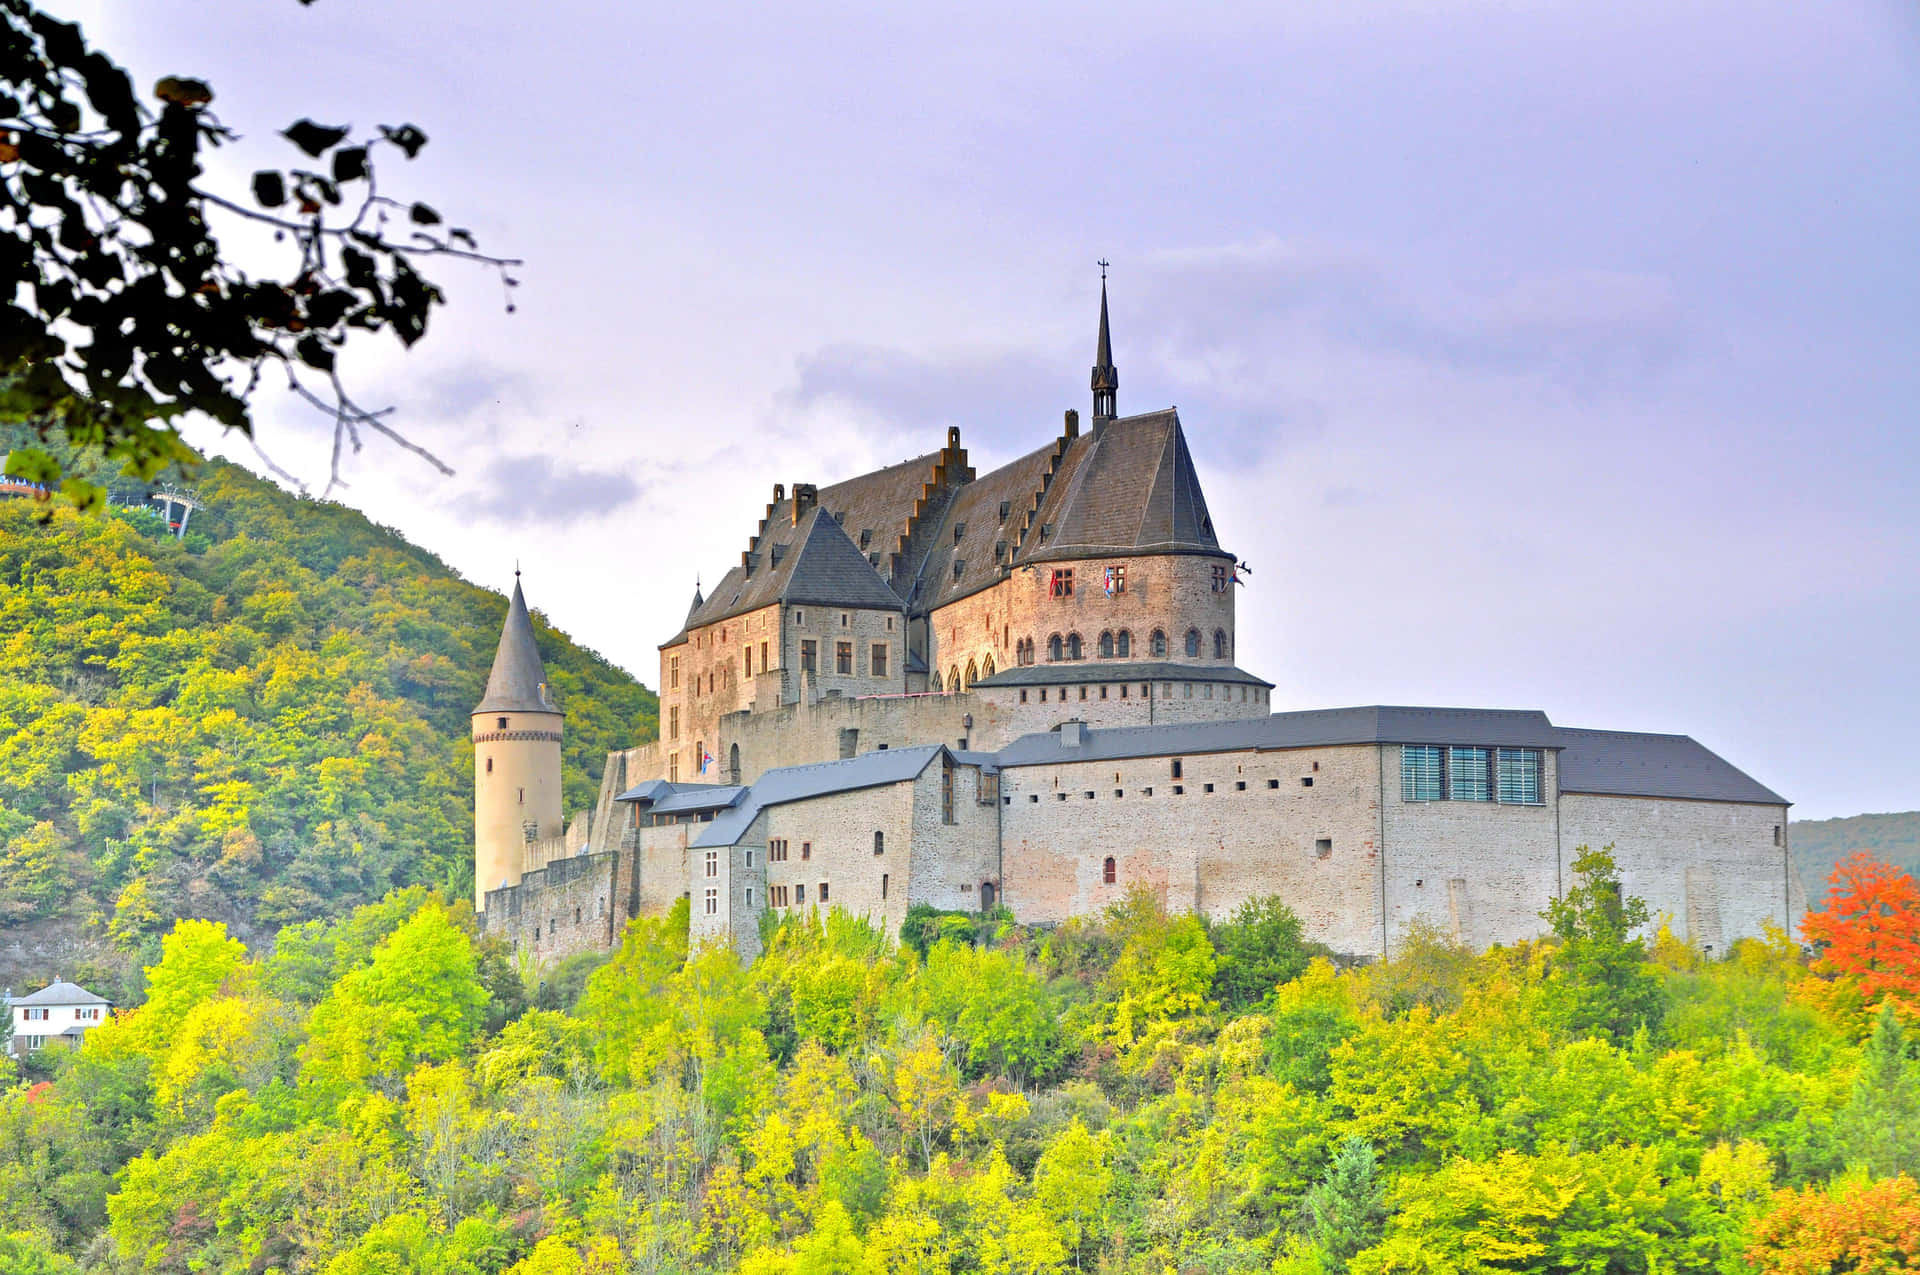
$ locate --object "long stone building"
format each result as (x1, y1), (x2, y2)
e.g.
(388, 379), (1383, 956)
(473, 284), (1800, 962)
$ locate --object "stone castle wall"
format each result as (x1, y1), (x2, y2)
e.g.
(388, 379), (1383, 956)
(479, 848), (636, 962)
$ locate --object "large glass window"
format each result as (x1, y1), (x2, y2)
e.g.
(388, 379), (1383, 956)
(1497, 748), (1543, 804)
(1448, 747), (1491, 801)
(1402, 745), (1443, 801)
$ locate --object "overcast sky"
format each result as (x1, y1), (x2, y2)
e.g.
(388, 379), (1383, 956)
(63, 0), (1920, 820)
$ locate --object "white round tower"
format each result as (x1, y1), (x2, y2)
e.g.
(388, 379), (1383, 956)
(472, 574), (564, 912)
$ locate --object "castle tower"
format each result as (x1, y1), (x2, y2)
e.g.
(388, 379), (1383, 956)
(1091, 265), (1118, 422)
(472, 574), (564, 912)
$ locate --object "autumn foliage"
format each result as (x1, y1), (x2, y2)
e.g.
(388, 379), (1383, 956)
(1799, 851), (1920, 1023)
(1746, 1175), (1920, 1274)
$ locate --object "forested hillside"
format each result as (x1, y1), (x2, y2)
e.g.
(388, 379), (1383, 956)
(1, 850), (1917, 1274)
(1792, 811), (1920, 890)
(0, 430), (656, 991)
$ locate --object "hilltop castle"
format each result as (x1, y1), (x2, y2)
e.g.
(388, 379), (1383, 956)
(473, 284), (1802, 962)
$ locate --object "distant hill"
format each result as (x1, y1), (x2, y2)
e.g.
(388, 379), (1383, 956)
(0, 427), (655, 989)
(1791, 810), (1920, 896)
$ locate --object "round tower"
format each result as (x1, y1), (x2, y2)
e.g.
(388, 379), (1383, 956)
(472, 574), (564, 912)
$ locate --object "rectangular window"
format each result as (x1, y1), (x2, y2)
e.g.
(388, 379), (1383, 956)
(1211, 564), (1230, 592)
(819, 882), (830, 903)
(771, 885), (788, 908)
(881, 872), (889, 899)
(704, 887), (718, 915)
(745, 849), (756, 868)
(769, 839), (787, 862)
(669, 706), (680, 740)
(801, 639), (817, 673)
(801, 841), (812, 861)
(873, 831), (885, 856)
(794, 609), (805, 626)
(1448, 747), (1492, 802)
(669, 752), (680, 782)
(745, 887), (755, 908)
(761, 640), (770, 671)
(1315, 838), (1333, 859)
(871, 643), (888, 678)
(1495, 748), (1543, 805)
(1773, 824), (1782, 847)
(942, 762), (956, 824)
(670, 656), (680, 689)
(1051, 568), (1074, 597)
(744, 649), (752, 678)
(836, 642), (853, 674)
(1402, 745), (1443, 801)
(795, 883), (805, 904)
(704, 851), (718, 878)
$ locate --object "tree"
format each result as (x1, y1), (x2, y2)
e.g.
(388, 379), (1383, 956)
(0, 0), (516, 503)
(1209, 895), (1314, 1013)
(1830, 1004), (1920, 1176)
(1800, 852), (1920, 1024)
(1297, 1138), (1386, 1270)
(1541, 845), (1666, 1043)
(1746, 1174), (1920, 1275)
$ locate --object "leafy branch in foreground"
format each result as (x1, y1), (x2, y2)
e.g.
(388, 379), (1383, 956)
(0, 0), (519, 503)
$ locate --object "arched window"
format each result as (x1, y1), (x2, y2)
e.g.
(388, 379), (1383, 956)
(1214, 629), (1229, 660)
(728, 743), (741, 784)
(932, 671), (943, 692)
(1098, 630), (1114, 659)
(1048, 634), (1064, 662)
(1185, 628), (1202, 658)
(1151, 629), (1168, 658)
(948, 665), (961, 693)
(1066, 632), (1083, 660)
(980, 881), (996, 910)
(1116, 629), (1131, 657)
(964, 659), (977, 690)
(1102, 856), (1117, 885)
(982, 654), (996, 677)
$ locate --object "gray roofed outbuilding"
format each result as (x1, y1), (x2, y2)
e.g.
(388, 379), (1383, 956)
(474, 580), (558, 714)
(14, 980), (108, 1007)
(692, 744), (947, 848)
(1556, 728), (1788, 805)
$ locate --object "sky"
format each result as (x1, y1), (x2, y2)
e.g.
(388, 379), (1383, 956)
(57, 0), (1920, 820)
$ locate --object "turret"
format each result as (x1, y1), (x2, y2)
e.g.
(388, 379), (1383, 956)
(472, 573), (564, 912)
(1091, 263), (1118, 422)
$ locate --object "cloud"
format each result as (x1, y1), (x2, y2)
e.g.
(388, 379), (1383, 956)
(455, 453), (643, 527)
(779, 344), (1069, 456)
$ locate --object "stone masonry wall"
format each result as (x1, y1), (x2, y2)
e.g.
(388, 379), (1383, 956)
(780, 606), (908, 708)
(926, 552), (1239, 695)
(1559, 793), (1799, 950)
(999, 742), (1387, 957)
(479, 848), (632, 963)
(906, 758), (1002, 914)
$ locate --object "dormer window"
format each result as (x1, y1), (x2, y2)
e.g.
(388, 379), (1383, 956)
(860, 529), (872, 548)
(999, 500), (1011, 521)
(953, 522), (966, 543)
(952, 560), (965, 580)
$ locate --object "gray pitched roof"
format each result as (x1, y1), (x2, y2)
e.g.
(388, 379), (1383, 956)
(993, 706), (1563, 767)
(974, 661), (1272, 689)
(14, 980), (107, 1007)
(1021, 410), (1228, 564)
(475, 580), (558, 714)
(613, 779), (744, 813)
(911, 436), (1063, 609)
(666, 505), (904, 644)
(1556, 728), (1788, 805)
(693, 744), (946, 847)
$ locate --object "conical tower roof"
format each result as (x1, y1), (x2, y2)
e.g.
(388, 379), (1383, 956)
(474, 578), (559, 715)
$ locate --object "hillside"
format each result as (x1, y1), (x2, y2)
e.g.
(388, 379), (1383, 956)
(0, 428), (656, 992)
(1791, 810), (1920, 896)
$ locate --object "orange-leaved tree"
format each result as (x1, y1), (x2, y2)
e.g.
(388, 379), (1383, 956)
(1799, 852), (1920, 1029)
(1746, 1175), (1920, 1274)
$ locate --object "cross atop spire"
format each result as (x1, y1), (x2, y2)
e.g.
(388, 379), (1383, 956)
(1091, 264), (1118, 421)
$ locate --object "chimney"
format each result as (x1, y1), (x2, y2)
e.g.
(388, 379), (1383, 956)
(1059, 720), (1089, 749)
(792, 483), (819, 525)
(1063, 409), (1079, 440)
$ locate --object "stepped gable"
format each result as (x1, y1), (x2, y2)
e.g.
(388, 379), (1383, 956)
(911, 434), (1061, 609)
(475, 580), (558, 714)
(669, 503), (903, 643)
(1022, 409), (1228, 563)
(819, 429), (973, 597)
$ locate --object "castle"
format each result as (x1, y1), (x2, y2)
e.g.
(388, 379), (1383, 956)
(473, 283), (1801, 962)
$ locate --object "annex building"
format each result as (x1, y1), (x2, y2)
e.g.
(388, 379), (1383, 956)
(472, 284), (1801, 963)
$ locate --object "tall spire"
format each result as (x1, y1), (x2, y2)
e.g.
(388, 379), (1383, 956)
(1091, 260), (1117, 421)
(474, 576), (558, 714)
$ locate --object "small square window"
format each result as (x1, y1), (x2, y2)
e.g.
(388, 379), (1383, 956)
(1235, 781), (1246, 791)
(1085, 791), (1095, 800)
(1203, 783), (1214, 793)
(1302, 777), (1314, 787)
(1172, 785), (1184, 795)
(1114, 789), (1124, 798)
(1057, 793), (1068, 801)
(1315, 838), (1333, 859)
(1143, 786), (1153, 796)
(1268, 778), (1280, 789)
(1029, 794), (1039, 803)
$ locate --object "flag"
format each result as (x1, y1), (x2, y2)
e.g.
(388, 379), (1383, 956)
(1104, 566), (1116, 597)
(699, 748), (713, 774)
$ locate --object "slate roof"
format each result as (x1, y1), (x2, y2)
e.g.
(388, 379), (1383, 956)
(692, 744), (947, 847)
(613, 779), (746, 813)
(14, 980), (108, 1007)
(1556, 728), (1789, 805)
(993, 706), (1564, 767)
(911, 436), (1064, 609)
(475, 580), (558, 714)
(665, 505), (904, 644)
(1021, 410), (1227, 564)
(973, 661), (1273, 688)
(818, 450), (952, 594)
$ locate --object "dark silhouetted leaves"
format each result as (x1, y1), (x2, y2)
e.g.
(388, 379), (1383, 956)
(409, 202), (440, 226)
(295, 333), (335, 370)
(379, 123), (428, 158)
(331, 146), (368, 183)
(282, 119), (350, 157)
(252, 171), (286, 208)
(152, 75), (213, 108)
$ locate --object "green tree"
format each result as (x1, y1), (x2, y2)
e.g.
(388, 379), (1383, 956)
(1830, 1003), (1920, 1175)
(1209, 895), (1315, 1013)
(1542, 845), (1666, 1043)
(1297, 1137), (1386, 1270)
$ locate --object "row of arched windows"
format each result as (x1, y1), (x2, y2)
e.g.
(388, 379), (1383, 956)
(935, 626), (1231, 691)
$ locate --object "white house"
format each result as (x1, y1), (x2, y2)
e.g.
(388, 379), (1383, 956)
(8, 981), (110, 1056)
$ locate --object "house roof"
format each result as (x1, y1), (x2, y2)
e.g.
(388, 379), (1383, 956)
(1556, 728), (1789, 805)
(613, 779), (746, 813)
(1021, 410), (1229, 565)
(993, 706), (1565, 767)
(14, 980), (108, 1007)
(973, 661), (1273, 689)
(474, 580), (558, 715)
(692, 744), (948, 847)
(664, 505), (904, 644)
